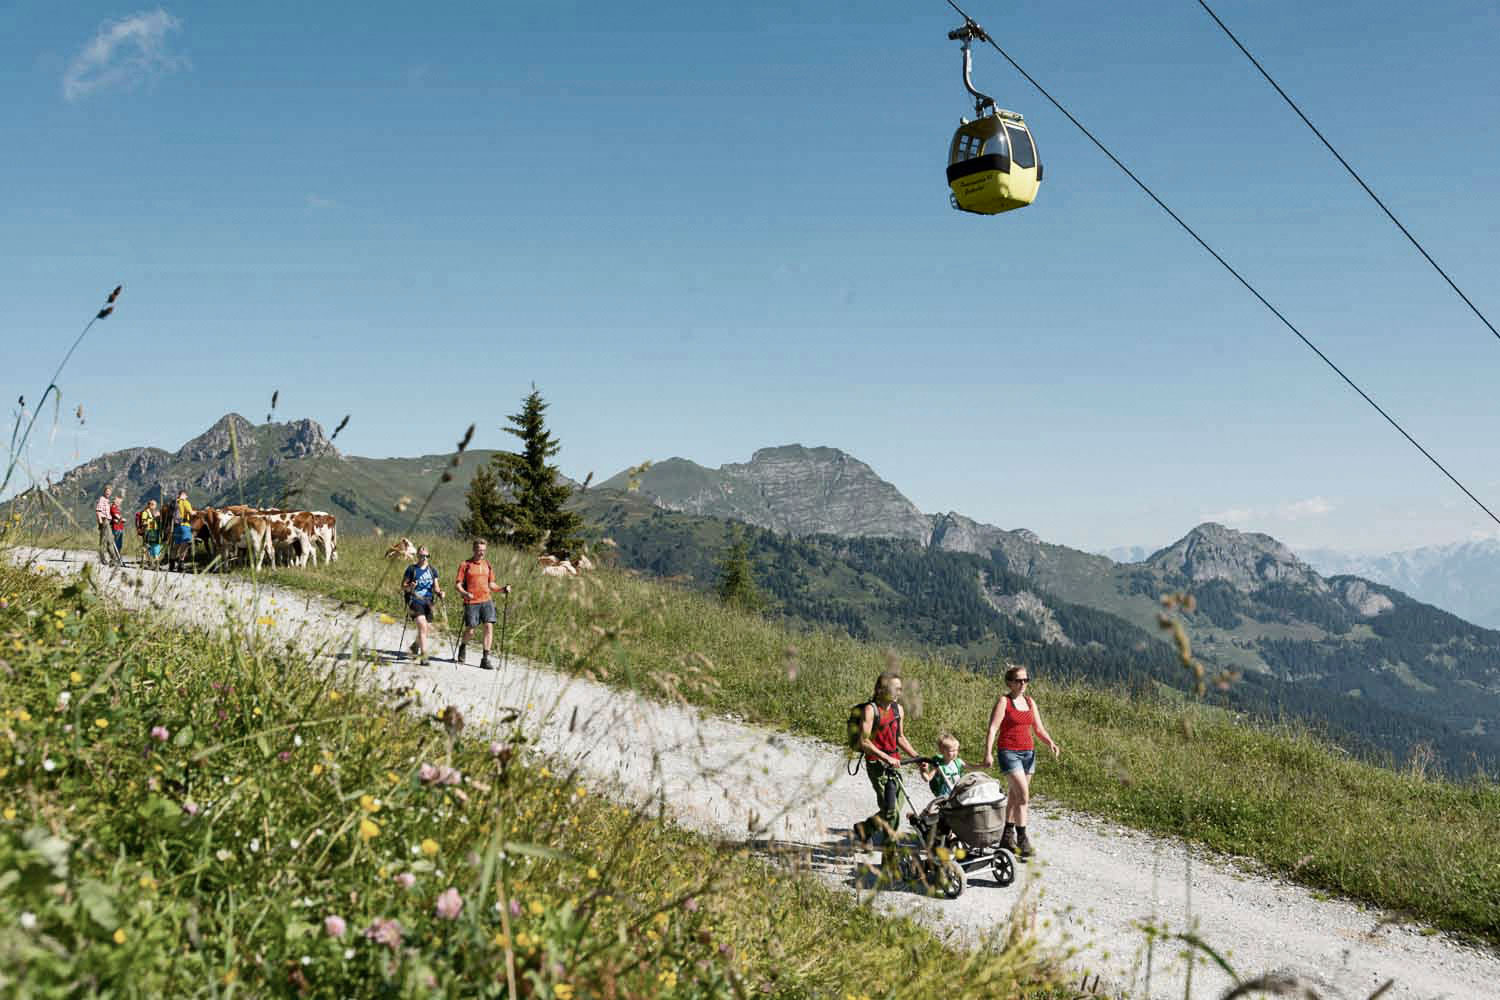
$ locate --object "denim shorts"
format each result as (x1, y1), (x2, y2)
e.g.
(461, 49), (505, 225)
(463, 600), (497, 627)
(999, 749), (1036, 775)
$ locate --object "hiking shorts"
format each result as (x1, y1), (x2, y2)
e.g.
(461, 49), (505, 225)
(407, 598), (434, 621)
(999, 749), (1036, 776)
(463, 600), (497, 627)
(173, 524), (193, 544)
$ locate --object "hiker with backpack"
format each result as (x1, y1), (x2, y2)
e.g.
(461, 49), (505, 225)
(108, 489), (127, 564)
(454, 539), (510, 670)
(136, 499), (163, 567)
(401, 545), (444, 664)
(94, 484), (122, 566)
(852, 671), (921, 845)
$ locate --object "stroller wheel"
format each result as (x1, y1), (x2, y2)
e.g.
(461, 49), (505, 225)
(992, 849), (1016, 887)
(926, 858), (966, 899)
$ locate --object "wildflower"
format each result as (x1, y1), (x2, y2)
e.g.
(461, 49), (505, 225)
(324, 915), (347, 938)
(343, 948), (355, 960)
(94, 717), (108, 730)
(683, 897), (699, 912)
(555, 986), (575, 1000)
(420, 838), (439, 857)
(359, 818), (380, 842)
(395, 872), (416, 890)
(150, 725), (169, 742)
(328, 691), (342, 703)
(509, 898), (522, 917)
(69, 671), (82, 683)
(113, 928), (127, 945)
(15, 709), (31, 723)
(658, 970), (677, 989)
(255, 616), (275, 627)
(277, 751), (291, 762)
(434, 887), (463, 920)
(529, 900), (544, 917)
(182, 801), (200, 816)
(419, 763), (462, 786)
(289, 838), (300, 849)
(248, 837), (261, 854)
(363, 917), (403, 951)
(587, 866), (599, 880)
(215, 849), (232, 862)
(311, 764), (324, 778)
(57, 692), (71, 707)
(359, 794), (380, 813)
(42, 758), (57, 772)
(3, 808), (16, 821)
(19, 912), (36, 930)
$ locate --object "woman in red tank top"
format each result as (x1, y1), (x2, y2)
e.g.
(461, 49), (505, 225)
(981, 663), (1060, 858)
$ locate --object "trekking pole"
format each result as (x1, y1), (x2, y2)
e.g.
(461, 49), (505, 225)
(398, 593), (409, 659)
(499, 586), (511, 672)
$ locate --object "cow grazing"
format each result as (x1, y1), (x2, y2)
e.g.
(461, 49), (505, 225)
(385, 537), (418, 561)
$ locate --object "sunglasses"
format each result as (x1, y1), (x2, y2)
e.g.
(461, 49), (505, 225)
(1010, 676), (1030, 683)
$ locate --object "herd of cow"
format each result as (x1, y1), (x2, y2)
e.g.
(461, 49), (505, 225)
(186, 506), (338, 570)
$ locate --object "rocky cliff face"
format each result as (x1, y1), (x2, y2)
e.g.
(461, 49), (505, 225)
(1147, 522), (1324, 592)
(608, 445), (933, 543)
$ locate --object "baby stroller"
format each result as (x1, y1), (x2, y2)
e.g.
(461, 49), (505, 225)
(903, 771), (1017, 899)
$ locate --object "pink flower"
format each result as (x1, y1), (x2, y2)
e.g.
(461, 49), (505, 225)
(419, 762), (462, 786)
(418, 762), (439, 783)
(182, 801), (200, 816)
(150, 726), (170, 743)
(434, 888), (463, 920)
(509, 898), (522, 918)
(363, 917), (403, 950)
(394, 872), (416, 890)
(324, 915), (346, 938)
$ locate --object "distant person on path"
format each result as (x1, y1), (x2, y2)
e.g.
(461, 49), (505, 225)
(981, 664), (1061, 858)
(853, 671), (921, 845)
(401, 546), (444, 664)
(455, 539), (510, 670)
(137, 499), (163, 567)
(94, 485), (120, 566)
(109, 490), (126, 564)
(168, 490), (195, 572)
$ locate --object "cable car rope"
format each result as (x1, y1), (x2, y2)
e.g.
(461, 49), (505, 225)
(941, 0), (1500, 528)
(1195, 0), (1500, 347)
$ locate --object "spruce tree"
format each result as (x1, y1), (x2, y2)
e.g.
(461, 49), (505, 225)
(716, 534), (764, 612)
(490, 388), (583, 558)
(458, 462), (506, 542)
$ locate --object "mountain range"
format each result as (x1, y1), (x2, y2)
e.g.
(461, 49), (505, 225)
(1301, 540), (1500, 631)
(14, 418), (1500, 773)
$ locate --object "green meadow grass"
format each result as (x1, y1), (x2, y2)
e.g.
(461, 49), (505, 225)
(225, 533), (1500, 947)
(0, 557), (1069, 997)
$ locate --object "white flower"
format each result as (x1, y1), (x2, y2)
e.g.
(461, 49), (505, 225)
(42, 758), (56, 772)
(289, 838), (300, 849)
(248, 837), (260, 854)
(300, 956), (311, 966)
(293, 734), (303, 747)
(343, 948), (355, 960)
(58, 691), (71, 705)
(215, 849), (233, 862)
(19, 912), (36, 930)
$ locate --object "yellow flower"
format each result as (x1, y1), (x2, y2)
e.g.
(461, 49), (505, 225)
(15, 709), (30, 723)
(492, 931), (510, 948)
(94, 717), (109, 729)
(555, 986), (575, 1000)
(359, 818), (380, 841)
(69, 671), (82, 683)
(113, 928), (127, 945)
(252, 706), (261, 717)
(328, 691), (342, 703)
(378, 614), (395, 625)
(587, 866), (599, 880)
(255, 616), (275, 626)
(528, 900), (544, 916)
(658, 970), (677, 989)
(387, 770), (401, 785)
(139, 875), (157, 891)
(311, 764), (324, 778)
(420, 838), (440, 857)
(2, 807), (16, 821)
(514, 931), (533, 950)
(359, 794), (379, 813)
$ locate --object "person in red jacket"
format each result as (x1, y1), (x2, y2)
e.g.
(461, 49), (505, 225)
(454, 539), (510, 670)
(853, 671), (921, 846)
(982, 664), (1061, 858)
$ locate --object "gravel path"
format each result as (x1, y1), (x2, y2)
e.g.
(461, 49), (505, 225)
(15, 548), (1500, 1000)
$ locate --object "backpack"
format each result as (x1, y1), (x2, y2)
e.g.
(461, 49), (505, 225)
(134, 510), (146, 534)
(844, 701), (900, 774)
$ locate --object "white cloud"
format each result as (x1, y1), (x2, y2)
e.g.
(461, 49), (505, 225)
(1279, 496), (1334, 520)
(63, 9), (184, 102)
(1202, 507), (1253, 526)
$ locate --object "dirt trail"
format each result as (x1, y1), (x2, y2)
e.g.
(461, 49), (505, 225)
(16, 548), (1500, 1000)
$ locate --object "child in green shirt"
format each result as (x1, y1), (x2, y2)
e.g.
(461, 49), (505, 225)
(920, 733), (965, 798)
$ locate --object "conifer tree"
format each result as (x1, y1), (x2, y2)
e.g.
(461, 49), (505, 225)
(490, 388), (583, 558)
(458, 463), (506, 542)
(716, 534), (764, 612)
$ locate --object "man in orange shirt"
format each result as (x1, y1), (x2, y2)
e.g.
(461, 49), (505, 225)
(455, 539), (510, 670)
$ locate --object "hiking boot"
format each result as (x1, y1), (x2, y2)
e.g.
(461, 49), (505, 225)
(478, 654), (494, 671)
(456, 643), (467, 663)
(409, 641), (421, 657)
(1015, 829), (1033, 859)
(998, 825), (1017, 853)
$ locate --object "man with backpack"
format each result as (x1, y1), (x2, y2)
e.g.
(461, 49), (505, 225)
(136, 499), (163, 567)
(852, 671), (921, 846)
(454, 539), (510, 670)
(94, 484), (121, 566)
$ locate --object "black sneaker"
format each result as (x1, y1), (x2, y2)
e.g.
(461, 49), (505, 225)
(998, 826), (1017, 853)
(478, 655), (494, 671)
(456, 643), (467, 662)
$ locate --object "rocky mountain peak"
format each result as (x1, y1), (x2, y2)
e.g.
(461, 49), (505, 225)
(1147, 522), (1321, 592)
(175, 414), (257, 463)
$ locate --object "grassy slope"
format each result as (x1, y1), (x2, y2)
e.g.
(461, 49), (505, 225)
(0, 558), (1065, 998)
(236, 535), (1500, 946)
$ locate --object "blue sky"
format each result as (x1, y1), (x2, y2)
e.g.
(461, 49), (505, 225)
(4, 1), (1499, 554)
